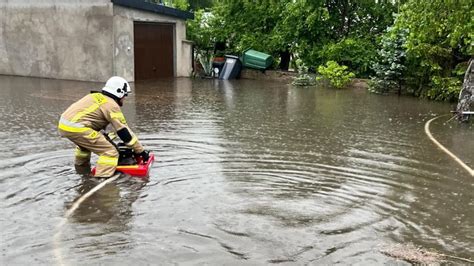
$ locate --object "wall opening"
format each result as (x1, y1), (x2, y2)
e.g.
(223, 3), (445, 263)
(134, 22), (174, 80)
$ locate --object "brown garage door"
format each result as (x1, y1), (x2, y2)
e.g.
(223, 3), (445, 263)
(134, 22), (174, 80)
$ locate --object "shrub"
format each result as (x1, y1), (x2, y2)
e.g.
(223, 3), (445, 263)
(319, 38), (377, 77)
(388, 1), (472, 100)
(197, 51), (213, 77)
(369, 26), (407, 94)
(317, 61), (355, 89)
(292, 59), (316, 86)
(423, 76), (462, 102)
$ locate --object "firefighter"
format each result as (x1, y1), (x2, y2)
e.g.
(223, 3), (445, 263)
(58, 76), (149, 178)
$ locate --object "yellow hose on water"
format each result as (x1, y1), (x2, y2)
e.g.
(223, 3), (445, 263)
(424, 116), (474, 177)
(53, 174), (121, 266)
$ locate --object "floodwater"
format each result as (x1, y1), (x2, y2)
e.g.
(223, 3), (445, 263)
(0, 75), (472, 265)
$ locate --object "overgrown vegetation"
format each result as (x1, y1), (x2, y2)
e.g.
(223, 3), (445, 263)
(165, 0), (472, 100)
(384, 0), (473, 101)
(369, 26), (407, 94)
(186, 9), (215, 76)
(292, 59), (316, 87)
(317, 61), (355, 89)
(319, 38), (377, 77)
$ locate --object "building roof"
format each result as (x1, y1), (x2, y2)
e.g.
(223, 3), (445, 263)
(112, 0), (194, 20)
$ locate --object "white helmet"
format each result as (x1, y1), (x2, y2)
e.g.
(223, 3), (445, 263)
(102, 76), (131, 99)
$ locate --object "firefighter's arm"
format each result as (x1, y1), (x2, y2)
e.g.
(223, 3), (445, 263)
(105, 106), (144, 153)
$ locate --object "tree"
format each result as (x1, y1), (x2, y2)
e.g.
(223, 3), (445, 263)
(278, 0), (397, 72)
(324, 0), (398, 40)
(369, 25), (407, 94)
(188, 0), (214, 11)
(210, 0), (291, 69)
(372, 0), (473, 101)
(146, 0), (189, 11)
(186, 9), (216, 76)
(319, 37), (377, 77)
(317, 61), (355, 89)
(397, 0), (473, 74)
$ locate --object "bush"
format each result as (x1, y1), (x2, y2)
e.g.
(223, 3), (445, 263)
(317, 61), (355, 89)
(292, 59), (316, 86)
(423, 76), (462, 102)
(388, 1), (472, 101)
(318, 38), (377, 77)
(369, 26), (407, 94)
(292, 74), (316, 86)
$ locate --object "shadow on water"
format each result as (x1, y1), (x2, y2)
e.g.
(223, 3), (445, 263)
(0, 75), (473, 264)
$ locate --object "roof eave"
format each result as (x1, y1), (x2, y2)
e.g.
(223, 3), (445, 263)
(111, 0), (194, 20)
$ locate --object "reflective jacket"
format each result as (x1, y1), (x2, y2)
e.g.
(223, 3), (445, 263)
(58, 92), (144, 153)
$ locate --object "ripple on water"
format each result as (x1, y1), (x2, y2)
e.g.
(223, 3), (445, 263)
(2, 77), (472, 264)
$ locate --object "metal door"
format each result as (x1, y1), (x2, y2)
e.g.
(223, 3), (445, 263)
(134, 22), (174, 80)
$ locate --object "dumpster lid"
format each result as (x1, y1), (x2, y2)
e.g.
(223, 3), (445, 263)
(225, 55), (239, 59)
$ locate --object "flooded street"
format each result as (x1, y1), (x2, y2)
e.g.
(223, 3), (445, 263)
(1, 75), (473, 264)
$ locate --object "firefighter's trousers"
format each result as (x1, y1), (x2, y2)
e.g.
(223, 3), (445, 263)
(59, 128), (118, 177)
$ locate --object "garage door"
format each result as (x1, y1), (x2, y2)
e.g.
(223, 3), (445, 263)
(134, 22), (174, 80)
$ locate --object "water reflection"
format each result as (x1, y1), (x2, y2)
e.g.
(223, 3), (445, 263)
(63, 177), (147, 258)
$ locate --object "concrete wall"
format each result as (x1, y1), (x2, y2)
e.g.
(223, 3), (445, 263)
(112, 7), (134, 81)
(240, 69), (297, 82)
(175, 20), (192, 77)
(0, 0), (114, 82)
(113, 5), (193, 81)
(0, 1), (192, 82)
(180, 40), (193, 78)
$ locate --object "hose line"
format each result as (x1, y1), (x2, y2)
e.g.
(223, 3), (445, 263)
(53, 174), (121, 266)
(424, 116), (474, 177)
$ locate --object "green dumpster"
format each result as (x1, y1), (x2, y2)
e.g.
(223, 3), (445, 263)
(242, 49), (273, 70)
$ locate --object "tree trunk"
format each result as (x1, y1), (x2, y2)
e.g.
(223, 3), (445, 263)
(279, 50), (291, 71)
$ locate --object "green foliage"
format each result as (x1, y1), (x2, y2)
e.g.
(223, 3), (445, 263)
(147, 0), (189, 10)
(186, 9), (214, 51)
(452, 61), (470, 78)
(186, 0), (397, 72)
(324, 0), (398, 39)
(394, 0), (473, 93)
(369, 0), (472, 101)
(369, 25), (407, 94)
(317, 61), (355, 89)
(210, 0), (289, 56)
(423, 76), (462, 102)
(197, 51), (214, 76)
(173, 0), (190, 11)
(319, 38), (377, 77)
(399, 0), (473, 59)
(188, 0), (214, 11)
(292, 59), (316, 86)
(292, 74), (317, 87)
(186, 10), (218, 76)
(279, 0), (397, 72)
(185, 0), (471, 102)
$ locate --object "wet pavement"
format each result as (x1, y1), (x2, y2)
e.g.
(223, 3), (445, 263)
(0, 75), (473, 264)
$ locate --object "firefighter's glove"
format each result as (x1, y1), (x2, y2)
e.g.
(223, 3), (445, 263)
(136, 150), (150, 163)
